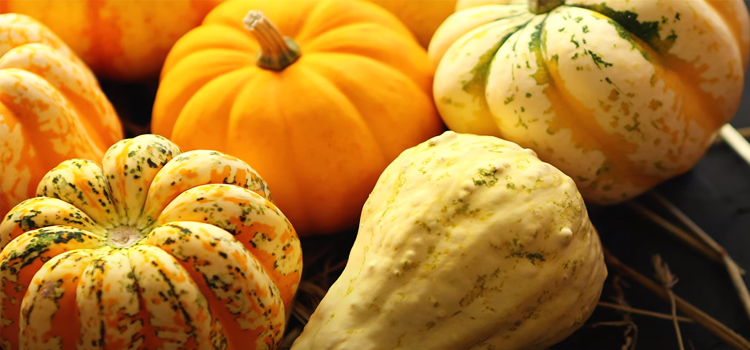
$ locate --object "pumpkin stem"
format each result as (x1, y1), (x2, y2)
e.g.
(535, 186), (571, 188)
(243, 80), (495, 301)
(243, 10), (301, 71)
(528, 0), (564, 14)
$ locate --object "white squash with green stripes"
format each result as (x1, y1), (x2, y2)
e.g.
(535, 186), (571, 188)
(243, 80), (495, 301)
(429, 0), (749, 204)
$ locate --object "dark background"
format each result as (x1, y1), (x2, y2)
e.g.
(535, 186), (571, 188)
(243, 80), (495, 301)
(97, 4), (750, 348)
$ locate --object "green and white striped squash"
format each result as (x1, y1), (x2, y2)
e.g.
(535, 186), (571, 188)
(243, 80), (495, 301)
(0, 134), (302, 350)
(429, 0), (749, 204)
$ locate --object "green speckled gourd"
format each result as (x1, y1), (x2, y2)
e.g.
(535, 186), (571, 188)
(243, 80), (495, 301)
(428, 0), (749, 204)
(291, 131), (607, 350)
(0, 134), (302, 350)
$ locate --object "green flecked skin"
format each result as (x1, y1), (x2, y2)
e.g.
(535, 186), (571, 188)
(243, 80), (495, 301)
(0, 135), (301, 350)
(291, 131), (607, 350)
(429, 0), (749, 205)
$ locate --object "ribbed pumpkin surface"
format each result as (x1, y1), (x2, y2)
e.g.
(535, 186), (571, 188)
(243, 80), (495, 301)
(152, 0), (444, 236)
(429, 0), (749, 203)
(0, 13), (123, 218)
(0, 135), (302, 350)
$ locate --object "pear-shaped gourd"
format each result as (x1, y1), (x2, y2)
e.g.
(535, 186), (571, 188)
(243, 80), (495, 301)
(292, 131), (607, 350)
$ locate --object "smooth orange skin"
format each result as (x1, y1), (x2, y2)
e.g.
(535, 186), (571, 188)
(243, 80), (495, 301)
(0, 0), (223, 81)
(366, 0), (458, 48)
(0, 13), (123, 218)
(152, 0), (445, 236)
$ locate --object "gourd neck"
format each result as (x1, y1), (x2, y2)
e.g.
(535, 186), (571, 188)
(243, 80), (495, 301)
(529, 0), (564, 14)
(243, 10), (301, 72)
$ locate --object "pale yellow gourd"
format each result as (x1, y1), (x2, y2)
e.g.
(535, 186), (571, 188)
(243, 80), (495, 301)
(292, 131), (607, 350)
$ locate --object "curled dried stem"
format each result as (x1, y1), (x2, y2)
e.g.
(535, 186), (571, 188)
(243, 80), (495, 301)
(597, 301), (693, 323)
(642, 192), (750, 322)
(652, 255), (684, 350)
(604, 248), (750, 350)
(626, 201), (723, 264)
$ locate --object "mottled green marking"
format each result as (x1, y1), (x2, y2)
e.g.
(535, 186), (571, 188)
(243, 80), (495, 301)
(516, 116), (529, 129)
(463, 19), (532, 97)
(530, 15), (552, 85)
(570, 34), (580, 48)
(473, 167), (499, 188)
(588, 50), (613, 69)
(14, 209), (42, 231)
(0, 228), (90, 274)
(574, 3), (677, 54)
(508, 251), (546, 265)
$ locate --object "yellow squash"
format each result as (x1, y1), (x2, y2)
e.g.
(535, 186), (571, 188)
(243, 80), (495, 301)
(292, 131), (607, 350)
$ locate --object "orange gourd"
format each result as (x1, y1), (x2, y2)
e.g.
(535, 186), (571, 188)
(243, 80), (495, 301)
(0, 13), (122, 218)
(365, 0), (458, 48)
(0, 0), (223, 81)
(152, 0), (444, 236)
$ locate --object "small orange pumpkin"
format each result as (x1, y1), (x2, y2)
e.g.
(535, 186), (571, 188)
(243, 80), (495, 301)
(365, 0), (458, 48)
(0, 0), (223, 81)
(152, 0), (444, 236)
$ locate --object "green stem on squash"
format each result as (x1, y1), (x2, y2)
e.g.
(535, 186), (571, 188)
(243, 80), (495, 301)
(243, 10), (301, 71)
(528, 0), (565, 14)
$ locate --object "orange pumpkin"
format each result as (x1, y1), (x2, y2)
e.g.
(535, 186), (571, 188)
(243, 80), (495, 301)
(0, 13), (122, 218)
(365, 0), (458, 48)
(0, 0), (223, 81)
(152, 0), (444, 236)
